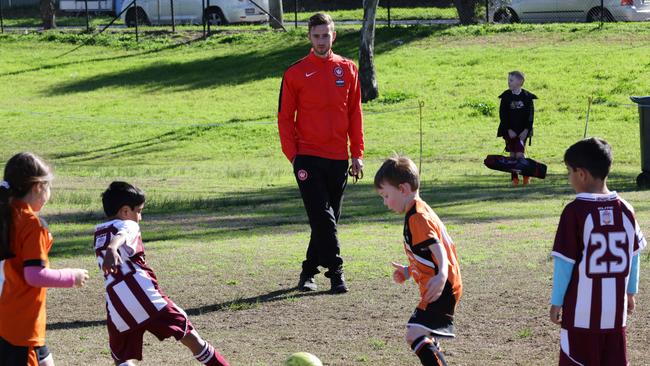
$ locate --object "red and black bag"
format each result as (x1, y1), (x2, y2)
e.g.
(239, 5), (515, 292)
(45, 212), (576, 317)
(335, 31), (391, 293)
(483, 155), (547, 179)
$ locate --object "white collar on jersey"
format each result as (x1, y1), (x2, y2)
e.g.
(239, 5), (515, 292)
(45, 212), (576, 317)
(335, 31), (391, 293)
(575, 191), (618, 201)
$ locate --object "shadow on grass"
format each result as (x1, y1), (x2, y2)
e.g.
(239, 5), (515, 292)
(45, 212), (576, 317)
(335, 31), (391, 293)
(0, 35), (207, 78)
(47, 171), (643, 258)
(45, 26), (449, 95)
(50, 123), (275, 163)
(47, 286), (331, 330)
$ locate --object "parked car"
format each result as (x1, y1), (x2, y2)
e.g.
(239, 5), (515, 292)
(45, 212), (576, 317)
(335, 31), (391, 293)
(120, 0), (269, 26)
(493, 0), (650, 23)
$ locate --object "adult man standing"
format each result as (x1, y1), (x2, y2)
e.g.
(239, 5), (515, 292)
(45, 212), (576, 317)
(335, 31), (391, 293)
(278, 13), (364, 294)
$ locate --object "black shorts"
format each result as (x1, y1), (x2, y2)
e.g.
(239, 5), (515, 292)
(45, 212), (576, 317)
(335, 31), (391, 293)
(407, 307), (455, 338)
(0, 336), (50, 365)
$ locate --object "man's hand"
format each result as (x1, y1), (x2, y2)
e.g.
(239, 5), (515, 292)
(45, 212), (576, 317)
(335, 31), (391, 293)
(391, 262), (408, 284)
(507, 129), (517, 139)
(102, 247), (123, 275)
(628, 293), (636, 314)
(549, 305), (562, 325)
(350, 158), (364, 177)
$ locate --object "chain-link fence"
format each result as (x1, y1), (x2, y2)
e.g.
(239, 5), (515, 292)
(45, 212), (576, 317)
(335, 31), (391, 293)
(1, 0), (649, 37)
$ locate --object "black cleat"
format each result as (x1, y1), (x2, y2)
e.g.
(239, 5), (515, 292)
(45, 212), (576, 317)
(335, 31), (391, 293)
(298, 274), (317, 291)
(330, 273), (348, 294)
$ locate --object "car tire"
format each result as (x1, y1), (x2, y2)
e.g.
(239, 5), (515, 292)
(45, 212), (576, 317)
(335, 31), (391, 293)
(493, 7), (519, 24)
(125, 7), (150, 27)
(587, 7), (614, 22)
(205, 7), (227, 26)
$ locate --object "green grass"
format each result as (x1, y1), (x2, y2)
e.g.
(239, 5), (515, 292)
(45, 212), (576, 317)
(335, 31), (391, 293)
(292, 6), (458, 21)
(1, 22), (650, 365)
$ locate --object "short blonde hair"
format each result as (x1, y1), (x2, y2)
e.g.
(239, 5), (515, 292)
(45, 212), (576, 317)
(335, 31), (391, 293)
(374, 155), (420, 191)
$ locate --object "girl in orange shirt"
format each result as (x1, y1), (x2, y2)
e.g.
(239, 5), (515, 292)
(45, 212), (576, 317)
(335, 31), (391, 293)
(0, 152), (89, 366)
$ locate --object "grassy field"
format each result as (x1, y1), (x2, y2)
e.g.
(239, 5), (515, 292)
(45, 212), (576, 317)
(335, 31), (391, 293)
(1, 22), (650, 365)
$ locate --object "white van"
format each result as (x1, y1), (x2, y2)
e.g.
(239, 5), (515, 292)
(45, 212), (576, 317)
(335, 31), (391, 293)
(120, 0), (269, 26)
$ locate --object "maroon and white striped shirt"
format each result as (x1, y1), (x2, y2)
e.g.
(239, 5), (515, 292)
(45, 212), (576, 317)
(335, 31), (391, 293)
(94, 220), (170, 333)
(552, 192), (646, 332)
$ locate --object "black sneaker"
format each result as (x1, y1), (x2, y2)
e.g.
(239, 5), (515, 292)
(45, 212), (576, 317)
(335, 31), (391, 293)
(330, 273), (348, 294)
(298, 274), (317, 291)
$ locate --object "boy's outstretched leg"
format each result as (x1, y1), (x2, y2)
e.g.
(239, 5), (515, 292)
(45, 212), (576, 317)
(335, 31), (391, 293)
(181, 330), (230, 366)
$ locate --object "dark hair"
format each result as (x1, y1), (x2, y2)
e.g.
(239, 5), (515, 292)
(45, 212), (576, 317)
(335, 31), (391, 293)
(308, 12), (334, 32)
(0, 152), (53, 260)
(101, 181), (146, 218)
(564, 137), (612, 180)
(509, 70), (525, 81)
(374, 155), (420, 191)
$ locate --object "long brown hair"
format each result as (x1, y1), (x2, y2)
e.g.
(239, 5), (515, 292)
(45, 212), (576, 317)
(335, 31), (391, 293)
(0, 152), (52, 260)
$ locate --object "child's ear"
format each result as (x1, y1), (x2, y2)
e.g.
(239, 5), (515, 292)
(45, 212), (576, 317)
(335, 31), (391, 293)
(117, 205), (129, 217)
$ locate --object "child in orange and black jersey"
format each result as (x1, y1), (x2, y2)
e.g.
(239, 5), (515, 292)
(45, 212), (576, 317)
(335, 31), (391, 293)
(0, 152), (89, 366)
(374, 155), (462, 366)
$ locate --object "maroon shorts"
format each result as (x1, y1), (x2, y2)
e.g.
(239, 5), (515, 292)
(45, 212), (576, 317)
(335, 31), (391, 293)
(504, 136), (525, 153)
(108, 301), (194, 362)
(559, 328), (627, 366)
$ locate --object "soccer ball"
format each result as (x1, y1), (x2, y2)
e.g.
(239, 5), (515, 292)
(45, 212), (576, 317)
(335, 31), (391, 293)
(284, 352), (323, 366)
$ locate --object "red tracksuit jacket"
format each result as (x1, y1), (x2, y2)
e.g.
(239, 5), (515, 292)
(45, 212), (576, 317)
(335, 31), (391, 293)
(278, 49), (364, 162)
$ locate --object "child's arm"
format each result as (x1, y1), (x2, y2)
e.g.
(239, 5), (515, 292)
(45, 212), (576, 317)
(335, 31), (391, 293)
(498, 96), (509, 137)
(627, 253), (640, 313)
(549, 256), (574, 324)
(24, 266), (88, 288)
(424, 243), (448, 303)
(391, 262), (410, 284)
(102, 232), (128, 274)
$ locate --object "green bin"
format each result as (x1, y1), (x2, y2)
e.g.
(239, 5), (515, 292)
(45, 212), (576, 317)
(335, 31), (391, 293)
(631, 96), (650, 188)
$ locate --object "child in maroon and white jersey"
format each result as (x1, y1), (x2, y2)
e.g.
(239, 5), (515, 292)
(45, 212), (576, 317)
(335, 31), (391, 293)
(95, 181), (229, 366)
(549, 138), (646, 366)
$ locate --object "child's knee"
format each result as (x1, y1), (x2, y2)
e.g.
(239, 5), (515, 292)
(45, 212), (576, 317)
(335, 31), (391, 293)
(405, 326), (429, 346)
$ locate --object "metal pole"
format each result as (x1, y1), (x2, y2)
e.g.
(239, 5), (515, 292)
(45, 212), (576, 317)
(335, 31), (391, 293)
(387, 0), (391, 27)
(0, 0), (4, 34)
(134, 0), (139, 42)
(202, 0), (206, 37)
(584, 96), (593, 138)
(170, 0), (175, 32)
(84, 0), (90, 32)
(206, 0), (211, 35)
(600, 0), (604, 28)
(419, 100), (424, 176)
(294, 0), (297, 28)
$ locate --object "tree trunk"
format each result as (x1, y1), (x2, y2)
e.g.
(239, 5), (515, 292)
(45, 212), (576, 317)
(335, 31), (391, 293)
(268, 0), (284, 29)
(453, 0), (478, 25)
(40, 0), (56, 29)
(359, 0), (380, 103)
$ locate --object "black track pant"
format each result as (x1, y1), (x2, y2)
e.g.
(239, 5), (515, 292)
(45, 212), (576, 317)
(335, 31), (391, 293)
(293, 155), (348, 278)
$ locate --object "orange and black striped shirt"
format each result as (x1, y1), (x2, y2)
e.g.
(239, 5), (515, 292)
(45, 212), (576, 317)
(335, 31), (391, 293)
(403, 198), (462, 310)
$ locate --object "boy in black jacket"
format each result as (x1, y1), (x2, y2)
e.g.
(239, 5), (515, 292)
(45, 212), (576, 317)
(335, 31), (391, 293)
(497, 71), (537, 186)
